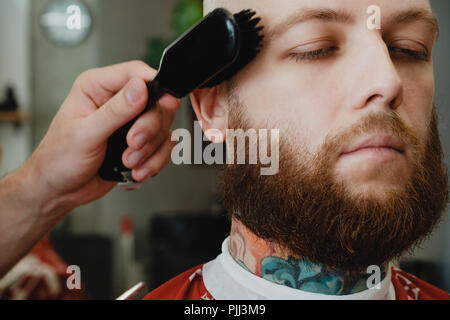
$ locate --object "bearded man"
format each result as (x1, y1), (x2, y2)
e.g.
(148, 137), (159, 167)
(144, 0), (449, 300)
(0, 0), (448, 301)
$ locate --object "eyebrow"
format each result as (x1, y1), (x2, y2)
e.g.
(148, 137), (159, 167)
(266, 7), (439, 43)
(267, 7), (355, 41)
(388, 8), (439, 38)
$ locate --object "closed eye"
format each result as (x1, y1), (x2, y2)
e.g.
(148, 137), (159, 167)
(389, 47), (430, 61)
(287, 40), (339, 62)
(388, 39), (430, 62)
(288, 46), (338, 62)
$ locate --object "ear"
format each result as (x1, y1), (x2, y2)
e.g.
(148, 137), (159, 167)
(189, 86), (227, 143)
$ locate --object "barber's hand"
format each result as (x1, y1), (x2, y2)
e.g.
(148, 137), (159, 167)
(23, 61), (181, 211)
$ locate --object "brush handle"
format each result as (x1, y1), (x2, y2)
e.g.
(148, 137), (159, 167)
(98, 80), (162, 184)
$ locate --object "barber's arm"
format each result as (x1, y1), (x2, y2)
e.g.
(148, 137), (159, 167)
(0, 61), (181, 277)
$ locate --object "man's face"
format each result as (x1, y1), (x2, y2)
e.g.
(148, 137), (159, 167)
(223, 0), (437, 199)
(215, 0), (448, 270)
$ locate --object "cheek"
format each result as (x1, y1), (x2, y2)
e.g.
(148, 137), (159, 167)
(235, 60), (346, 150)
(399, 67), (434, 141)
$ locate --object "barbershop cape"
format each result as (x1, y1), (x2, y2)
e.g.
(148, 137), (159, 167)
(143, 237), (449, 300)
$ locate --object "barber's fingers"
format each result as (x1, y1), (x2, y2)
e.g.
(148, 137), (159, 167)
(126, 94), (180, 150)
(122, 128), (167, 169)
(158, 94), (182, 111)
(131, 131), (177, 182)
(84, 78), (149, 143)
(75, 60), (156, 108)
(123, 95), (180, 168)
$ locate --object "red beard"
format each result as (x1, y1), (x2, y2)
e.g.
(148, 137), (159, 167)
(220, 106), (448, 272)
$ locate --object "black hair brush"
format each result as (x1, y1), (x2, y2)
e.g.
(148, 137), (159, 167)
(98, 8), (264, 190)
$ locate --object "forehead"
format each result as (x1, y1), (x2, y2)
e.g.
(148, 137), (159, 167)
(209, 0), (433, 24)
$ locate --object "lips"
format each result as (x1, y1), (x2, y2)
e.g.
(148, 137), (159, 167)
(341, 133), (405, 156)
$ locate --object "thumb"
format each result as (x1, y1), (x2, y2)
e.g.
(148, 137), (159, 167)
(85, 78), (149, 143)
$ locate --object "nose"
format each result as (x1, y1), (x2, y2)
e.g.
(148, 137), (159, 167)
(347, 36), (403, 112)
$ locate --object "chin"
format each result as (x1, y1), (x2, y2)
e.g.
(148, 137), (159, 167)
(345, 181), (409, 201)
(334, 166), (412, 201)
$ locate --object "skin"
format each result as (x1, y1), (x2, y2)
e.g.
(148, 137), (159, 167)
(192, 0), (438, 293)
(0, 61), (181, 277)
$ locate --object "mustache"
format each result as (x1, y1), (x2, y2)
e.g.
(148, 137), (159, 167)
(319, 111), (422, 162)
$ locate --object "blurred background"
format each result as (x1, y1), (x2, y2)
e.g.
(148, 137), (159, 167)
(0, 0), (448, 299)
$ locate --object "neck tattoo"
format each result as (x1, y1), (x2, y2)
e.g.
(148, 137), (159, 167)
(228, 219), (387, 295)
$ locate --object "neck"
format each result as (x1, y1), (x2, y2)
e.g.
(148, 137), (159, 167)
(228, 219), (387, 295)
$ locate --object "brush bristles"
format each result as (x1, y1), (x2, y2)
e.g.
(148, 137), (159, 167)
(202, 9), (264, 88)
